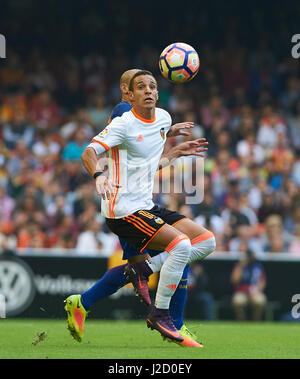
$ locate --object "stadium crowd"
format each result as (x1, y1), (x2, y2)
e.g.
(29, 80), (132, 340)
(0, 4), (300, 257)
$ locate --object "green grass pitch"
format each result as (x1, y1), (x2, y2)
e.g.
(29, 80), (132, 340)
(0, 319), (299, 359)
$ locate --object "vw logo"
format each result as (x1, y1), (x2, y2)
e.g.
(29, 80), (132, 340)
(0, 254), (35, 316)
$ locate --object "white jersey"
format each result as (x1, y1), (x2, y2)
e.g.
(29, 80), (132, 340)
(88, 107), (172, 218)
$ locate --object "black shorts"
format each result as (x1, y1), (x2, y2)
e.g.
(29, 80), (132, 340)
(105, 205), (186, 253)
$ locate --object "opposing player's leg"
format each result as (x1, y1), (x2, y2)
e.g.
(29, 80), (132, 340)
(81, 264), (128, 310)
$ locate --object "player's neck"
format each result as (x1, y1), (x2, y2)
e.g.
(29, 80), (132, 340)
(132, 105), (155, 121)
(122, 94), (131, 104)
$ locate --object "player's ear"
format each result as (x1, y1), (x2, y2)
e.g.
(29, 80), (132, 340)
(128, 90), (134, 101)
(120, 83), (129, 94)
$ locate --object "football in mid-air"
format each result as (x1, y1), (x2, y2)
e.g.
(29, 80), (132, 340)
(159, 42), (200, 83)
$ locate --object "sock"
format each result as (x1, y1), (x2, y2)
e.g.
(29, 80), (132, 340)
(81, 264), (128, 310)
(155, 235), (191, 310)
(169, 264), (189, 329)
(146, 251), (169, 273)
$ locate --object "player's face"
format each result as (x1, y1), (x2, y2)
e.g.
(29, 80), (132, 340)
(130, 75), (158, 108)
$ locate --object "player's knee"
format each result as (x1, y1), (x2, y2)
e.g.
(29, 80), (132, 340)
(190, 231), (216, 261)
(165, 234), (191, 263)
(205, 233), (216, 255)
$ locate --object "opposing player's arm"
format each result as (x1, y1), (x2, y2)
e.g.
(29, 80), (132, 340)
(157, 138), (208, 170)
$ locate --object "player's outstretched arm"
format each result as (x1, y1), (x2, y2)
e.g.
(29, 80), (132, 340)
(158, 138), (208, 170)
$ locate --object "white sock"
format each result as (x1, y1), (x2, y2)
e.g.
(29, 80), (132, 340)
(154, 235), (191, 310)
(146, 251), (169, 273)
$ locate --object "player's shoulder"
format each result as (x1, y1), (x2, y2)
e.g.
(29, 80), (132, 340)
(155, 107), (172, 122)
(107, 107), (133, 133)
(110, 101), (132, 120)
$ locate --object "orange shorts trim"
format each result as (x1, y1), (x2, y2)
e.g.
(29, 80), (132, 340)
(171, 217), (187, 227)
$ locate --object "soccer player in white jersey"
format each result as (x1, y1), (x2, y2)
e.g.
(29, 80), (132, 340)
(81, 70), (216, 347)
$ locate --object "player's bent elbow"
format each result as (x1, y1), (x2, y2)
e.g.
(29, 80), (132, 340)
(81, 147), (93, 163)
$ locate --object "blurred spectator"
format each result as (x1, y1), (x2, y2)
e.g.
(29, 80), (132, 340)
(32, 130), (61, 159)
(0, 53), (24, 88)
(257, 106), (287, 150)
(0, 221), (17, 250)
(87, 94), (111, 130)
(60, 108), (94, 141)
(62, 127), (89, 162)
(30, 90), (60, 129)
(231, 249), (267, 321)
(236, 131), (265, 165)
(287, 100), (300, 152)
(221, 195), (251, 237)
(76, 219), (116, 256)
(187, 262), (215, 320)
(0, 92), (27, 124)
(193, 191), (225, 237)
(47, 215), (78, 249)
(271, 132), (294, 173)
(200, 95), (230, 129)
(3, 111), (35, 150)
(56, 70), (84, 112)
(261, 215), (293, 252)
(229, 225), (263, 257)
(73, 182), (98, 218)
(0, 186), (15, 222)
(289, 224), (300, 256)
(257, 189), (281, 223)
(280, 77), (300, 112)
(17, 221), (47, 249)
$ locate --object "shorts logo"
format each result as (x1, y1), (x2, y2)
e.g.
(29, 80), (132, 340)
(160, 128), (166, 139)
(154, 217), (164, 224)
(138, 210), (154, 219)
